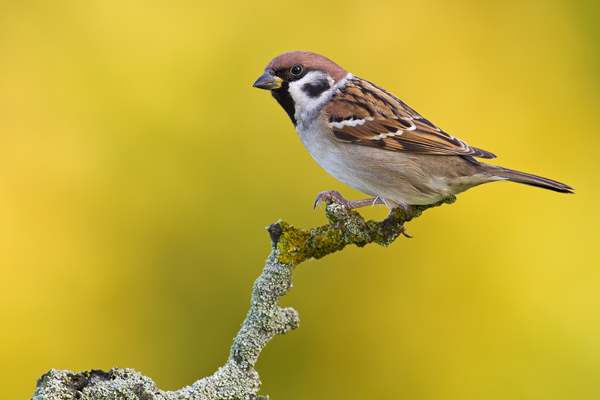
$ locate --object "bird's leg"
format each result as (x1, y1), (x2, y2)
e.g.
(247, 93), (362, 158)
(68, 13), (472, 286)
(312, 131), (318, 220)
(313, 190), (387, 211)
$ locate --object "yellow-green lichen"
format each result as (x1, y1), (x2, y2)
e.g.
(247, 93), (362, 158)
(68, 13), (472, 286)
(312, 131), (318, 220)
(276, 222), (347, 265)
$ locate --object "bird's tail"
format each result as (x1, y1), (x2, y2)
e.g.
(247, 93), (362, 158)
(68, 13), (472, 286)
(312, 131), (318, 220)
(487, 165), (574, 194)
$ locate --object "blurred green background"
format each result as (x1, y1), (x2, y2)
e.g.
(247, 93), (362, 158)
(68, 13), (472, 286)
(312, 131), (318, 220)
(1, 0), (599, 399)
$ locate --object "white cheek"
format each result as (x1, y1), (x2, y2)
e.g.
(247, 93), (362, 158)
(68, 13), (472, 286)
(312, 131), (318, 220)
(288, 72), (336, 122)
(287, 80), (312, 112)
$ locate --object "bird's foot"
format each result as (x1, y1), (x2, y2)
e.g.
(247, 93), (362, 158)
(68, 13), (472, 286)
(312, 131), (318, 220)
(313, 190), (386, 211)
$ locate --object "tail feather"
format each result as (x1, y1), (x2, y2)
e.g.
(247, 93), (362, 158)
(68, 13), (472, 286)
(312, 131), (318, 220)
(489, 166), (574, 194)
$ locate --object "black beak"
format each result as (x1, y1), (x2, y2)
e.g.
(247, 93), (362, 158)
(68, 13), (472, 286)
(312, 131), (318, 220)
(253, 70), (282, 90)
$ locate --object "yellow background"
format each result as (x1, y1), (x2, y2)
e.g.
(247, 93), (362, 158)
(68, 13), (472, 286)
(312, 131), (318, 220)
(1, 1), (599, 399)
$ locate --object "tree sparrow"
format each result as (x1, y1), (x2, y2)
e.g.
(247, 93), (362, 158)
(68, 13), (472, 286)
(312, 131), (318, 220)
(253, 51), (573, 219)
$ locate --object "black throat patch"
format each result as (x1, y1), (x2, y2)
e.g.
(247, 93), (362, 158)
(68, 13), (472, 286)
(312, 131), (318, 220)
(271, 82), (297, 126)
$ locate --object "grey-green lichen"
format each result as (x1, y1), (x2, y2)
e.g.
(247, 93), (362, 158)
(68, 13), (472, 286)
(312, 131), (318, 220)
(32, 367), (268, 400)
(31, 197), (454, 400)
(33, 368), (163, 400)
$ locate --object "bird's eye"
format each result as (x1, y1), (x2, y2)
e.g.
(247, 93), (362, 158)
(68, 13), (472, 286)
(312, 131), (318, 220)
(290, 64), (303, 76)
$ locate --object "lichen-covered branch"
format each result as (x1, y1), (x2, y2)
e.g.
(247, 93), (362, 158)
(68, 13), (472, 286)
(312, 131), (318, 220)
(270, 197), (455, 265)
(31, 197), (455, 400)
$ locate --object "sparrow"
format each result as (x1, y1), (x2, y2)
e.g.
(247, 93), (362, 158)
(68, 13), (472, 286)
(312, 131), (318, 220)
(253, 51), (573, 220)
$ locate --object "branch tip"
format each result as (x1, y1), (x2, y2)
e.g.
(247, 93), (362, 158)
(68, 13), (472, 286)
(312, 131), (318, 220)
(266, 222), (283, 245)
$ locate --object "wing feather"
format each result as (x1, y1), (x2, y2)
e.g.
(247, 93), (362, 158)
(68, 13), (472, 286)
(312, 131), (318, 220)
(324, 77), (497, 159)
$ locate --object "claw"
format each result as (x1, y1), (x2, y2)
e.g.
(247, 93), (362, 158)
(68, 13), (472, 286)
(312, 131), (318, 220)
(313, 190), (350, 211)
(372, 196), (384, 208)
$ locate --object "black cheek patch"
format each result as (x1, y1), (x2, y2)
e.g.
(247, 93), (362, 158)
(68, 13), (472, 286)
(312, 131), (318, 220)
(302, 79), (330, 98)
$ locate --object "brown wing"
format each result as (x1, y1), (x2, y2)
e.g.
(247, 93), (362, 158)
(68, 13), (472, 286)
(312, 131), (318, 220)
(323, 77), (496, 159)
